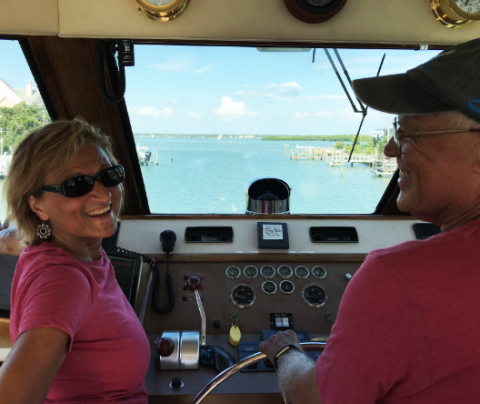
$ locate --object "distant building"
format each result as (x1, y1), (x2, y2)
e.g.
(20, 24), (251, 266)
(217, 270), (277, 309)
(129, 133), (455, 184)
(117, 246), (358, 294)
(0, 78), (44, 108)
(371, 127), (393, 141)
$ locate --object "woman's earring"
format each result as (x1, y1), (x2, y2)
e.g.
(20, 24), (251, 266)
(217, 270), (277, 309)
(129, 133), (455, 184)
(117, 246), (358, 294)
(37, 221), (51, 239)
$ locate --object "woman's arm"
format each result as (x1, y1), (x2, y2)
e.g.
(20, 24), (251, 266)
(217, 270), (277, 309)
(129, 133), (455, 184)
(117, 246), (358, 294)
(0, 327), (69, 404)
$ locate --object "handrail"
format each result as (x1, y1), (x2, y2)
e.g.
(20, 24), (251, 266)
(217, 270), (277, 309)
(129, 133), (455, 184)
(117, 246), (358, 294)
(190, 341), (326, 404)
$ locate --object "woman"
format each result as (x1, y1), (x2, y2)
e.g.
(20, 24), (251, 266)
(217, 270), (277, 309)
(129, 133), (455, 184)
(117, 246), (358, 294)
(0, 118), (150, 403)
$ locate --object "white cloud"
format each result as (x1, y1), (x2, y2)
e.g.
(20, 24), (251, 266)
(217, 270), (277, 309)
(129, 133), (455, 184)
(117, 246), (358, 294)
(189, 112), (202, 119)
(236, 81), (302, 98)
(128, 106), (173, 119)
(243, 84), (250, 88)
(149, 55), (214, 74)
(294, 112), (310, 119)
(314, 109), (331, 117)
(267, 82), (302, 96)
(337, 107), (363, 121)
(214, 97), (257, 120)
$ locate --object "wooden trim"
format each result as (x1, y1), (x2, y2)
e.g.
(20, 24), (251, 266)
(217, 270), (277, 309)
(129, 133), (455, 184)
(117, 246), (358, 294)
(152, 253), (367, 263)
(120, 214), (414, 221)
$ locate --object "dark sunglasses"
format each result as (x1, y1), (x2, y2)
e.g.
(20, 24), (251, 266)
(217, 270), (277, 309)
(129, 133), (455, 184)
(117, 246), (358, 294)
(42, 165), (125, 197)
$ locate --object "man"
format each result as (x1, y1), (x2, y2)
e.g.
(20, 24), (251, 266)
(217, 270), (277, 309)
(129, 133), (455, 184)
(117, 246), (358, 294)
(259, 38), (480, 403)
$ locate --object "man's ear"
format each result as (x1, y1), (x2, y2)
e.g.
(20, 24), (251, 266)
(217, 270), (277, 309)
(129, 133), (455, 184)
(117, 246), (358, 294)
(27, 195), (49, 222)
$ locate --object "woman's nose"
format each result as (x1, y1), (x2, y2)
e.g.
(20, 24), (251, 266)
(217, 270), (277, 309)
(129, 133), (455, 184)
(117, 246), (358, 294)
(384, 137), (400, 158)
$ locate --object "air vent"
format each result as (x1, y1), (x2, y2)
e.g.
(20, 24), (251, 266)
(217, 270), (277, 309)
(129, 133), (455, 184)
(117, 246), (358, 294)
(309, 227), (358, 243)
(185, 227), (233, 243)
(413, 223), (441, 240)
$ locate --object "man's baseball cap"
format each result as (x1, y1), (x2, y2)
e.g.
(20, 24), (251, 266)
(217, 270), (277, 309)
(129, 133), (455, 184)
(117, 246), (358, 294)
(352, 38), (480, 123)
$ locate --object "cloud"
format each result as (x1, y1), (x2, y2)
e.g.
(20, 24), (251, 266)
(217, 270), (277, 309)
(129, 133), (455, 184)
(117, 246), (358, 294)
(243, 84), (250, 88)
(214, 97), (257, 120)
(149, 55), (214, 74)
(128, 106), (173, 119)
(314, 109), (331, 117)
(294, 112), (310, 119)
(236, 81), (303, 98)
(189, 112), (202, 119)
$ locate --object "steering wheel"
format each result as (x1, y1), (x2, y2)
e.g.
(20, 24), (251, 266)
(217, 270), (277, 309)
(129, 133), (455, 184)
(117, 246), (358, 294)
(190, 342), (326, 404)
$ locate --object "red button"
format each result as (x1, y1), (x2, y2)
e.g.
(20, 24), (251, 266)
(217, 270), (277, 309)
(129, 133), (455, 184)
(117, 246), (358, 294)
(186, 276), (202, 291)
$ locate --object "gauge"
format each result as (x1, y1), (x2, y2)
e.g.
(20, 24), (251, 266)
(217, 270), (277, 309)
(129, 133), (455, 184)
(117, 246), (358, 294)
(229, 284), (256, 308)
(277, 265), (293, 279)
(302, 284), (327, 308)
(226, 266), (241, 279)
(279, 280), (295, 294)
(294, 266), (310, 279)
(260, 265), (276, 279)
(243, 265), (258, 279)
(312, 266), (327, 279)
(261, 281), (277, 295)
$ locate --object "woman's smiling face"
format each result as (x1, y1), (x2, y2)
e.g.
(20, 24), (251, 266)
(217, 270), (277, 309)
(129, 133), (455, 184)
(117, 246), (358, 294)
(29, 143), (122, 252)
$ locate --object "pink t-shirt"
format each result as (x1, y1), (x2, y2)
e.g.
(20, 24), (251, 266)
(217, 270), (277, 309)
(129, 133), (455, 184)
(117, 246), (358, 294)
(10, 242), (151, 403)
(316, 220), (480, 404)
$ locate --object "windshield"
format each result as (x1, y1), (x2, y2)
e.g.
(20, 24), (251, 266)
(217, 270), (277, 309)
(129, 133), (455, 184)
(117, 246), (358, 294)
(126, 45), (440, 214)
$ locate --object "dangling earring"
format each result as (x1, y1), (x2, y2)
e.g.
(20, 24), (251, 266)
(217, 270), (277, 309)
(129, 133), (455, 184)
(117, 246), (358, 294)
(37, 221), (51, 239)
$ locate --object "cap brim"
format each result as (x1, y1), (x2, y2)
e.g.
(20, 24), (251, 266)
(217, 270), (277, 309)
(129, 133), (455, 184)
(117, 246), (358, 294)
(352, 74), (451, 115)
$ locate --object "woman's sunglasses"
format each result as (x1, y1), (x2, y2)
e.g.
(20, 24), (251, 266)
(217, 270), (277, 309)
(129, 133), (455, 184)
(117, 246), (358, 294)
(42, 165), (125, 198)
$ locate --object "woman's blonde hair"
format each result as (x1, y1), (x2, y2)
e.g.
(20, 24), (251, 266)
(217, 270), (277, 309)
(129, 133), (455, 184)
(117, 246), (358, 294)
(4, 117), (124, 245)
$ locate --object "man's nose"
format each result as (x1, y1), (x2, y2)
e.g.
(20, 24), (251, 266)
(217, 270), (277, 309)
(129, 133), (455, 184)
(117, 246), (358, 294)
(384, 137), (399, 158)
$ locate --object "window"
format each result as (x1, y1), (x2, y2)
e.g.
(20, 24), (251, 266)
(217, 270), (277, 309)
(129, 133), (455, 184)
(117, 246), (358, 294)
(125, 45), (440, 214)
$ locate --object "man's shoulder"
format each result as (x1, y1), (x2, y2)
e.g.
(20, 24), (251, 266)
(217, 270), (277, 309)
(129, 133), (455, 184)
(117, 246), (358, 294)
(368, 220), (480, 274)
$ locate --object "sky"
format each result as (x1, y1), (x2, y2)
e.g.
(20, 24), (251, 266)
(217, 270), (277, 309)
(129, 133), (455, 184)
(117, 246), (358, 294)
(0, 39), (441, 136)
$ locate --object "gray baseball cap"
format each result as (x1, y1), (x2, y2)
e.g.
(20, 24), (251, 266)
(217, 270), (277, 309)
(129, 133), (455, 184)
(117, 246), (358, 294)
(352, 38), (480, 123)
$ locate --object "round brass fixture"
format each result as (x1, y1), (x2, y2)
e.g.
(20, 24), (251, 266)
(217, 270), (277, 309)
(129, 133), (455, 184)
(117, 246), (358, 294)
(134, 0), (190, 22)
(429, 0), (475, 28)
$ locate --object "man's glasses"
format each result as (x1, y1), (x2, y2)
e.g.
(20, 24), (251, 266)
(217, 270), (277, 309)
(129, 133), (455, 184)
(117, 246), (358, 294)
(42, 165), (125, 198)
(392, 118), (480, 153)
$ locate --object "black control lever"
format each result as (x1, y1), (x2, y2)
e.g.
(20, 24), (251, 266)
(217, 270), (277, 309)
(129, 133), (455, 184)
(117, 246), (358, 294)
(153, 230), (177, 314)
(160, 230), (177, 253)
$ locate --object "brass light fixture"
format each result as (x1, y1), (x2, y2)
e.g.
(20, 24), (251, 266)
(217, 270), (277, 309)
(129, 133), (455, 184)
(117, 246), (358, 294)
(134, 0), (190, 22)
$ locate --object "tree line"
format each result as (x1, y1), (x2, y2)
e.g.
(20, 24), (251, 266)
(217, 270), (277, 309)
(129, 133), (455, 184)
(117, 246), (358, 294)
(0, 103), (50, 153)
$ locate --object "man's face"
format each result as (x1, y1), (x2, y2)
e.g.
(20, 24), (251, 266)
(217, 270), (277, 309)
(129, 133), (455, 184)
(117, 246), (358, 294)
(384, 112), (480, 226)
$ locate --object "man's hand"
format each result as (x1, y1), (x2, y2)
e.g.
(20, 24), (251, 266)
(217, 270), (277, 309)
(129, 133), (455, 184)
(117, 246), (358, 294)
(258, 329), (302, 366)
(259, 330), (322, 404)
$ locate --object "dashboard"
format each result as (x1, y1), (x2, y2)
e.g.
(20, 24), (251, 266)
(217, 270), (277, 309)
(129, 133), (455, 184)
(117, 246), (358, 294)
(112, 215), (430, 403)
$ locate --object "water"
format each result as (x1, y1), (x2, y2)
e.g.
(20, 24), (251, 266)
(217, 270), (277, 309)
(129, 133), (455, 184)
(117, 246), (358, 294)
(136, 137), (392, 214)
(0, 138), (392, 218)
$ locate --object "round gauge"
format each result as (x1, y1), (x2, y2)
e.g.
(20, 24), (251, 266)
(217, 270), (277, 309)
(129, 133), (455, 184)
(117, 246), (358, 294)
(452, 0), (480, 18)
(279, 280), (295, 295)
(226, 266), (241, 279)
(294, 266), (310, 279)
(243, 265), (259, 279)
(134, 0), (190, 22)
(260, 265), (276, 279)
(284, 0), (348, 24)
(277, 265), (293, 279)
(302, 284), (328, 308)
(229, 284), (256, 308)
(312, 266), (327, 279)
(262, 281), (277, 295)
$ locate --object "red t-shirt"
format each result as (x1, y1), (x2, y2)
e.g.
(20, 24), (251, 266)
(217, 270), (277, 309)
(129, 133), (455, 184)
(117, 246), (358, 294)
(10, 242), (150, 403)
(316, 220), (480, 403)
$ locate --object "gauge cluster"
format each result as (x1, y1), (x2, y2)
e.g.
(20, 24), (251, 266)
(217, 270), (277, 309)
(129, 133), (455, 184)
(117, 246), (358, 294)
(225, 264), (332, 308)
